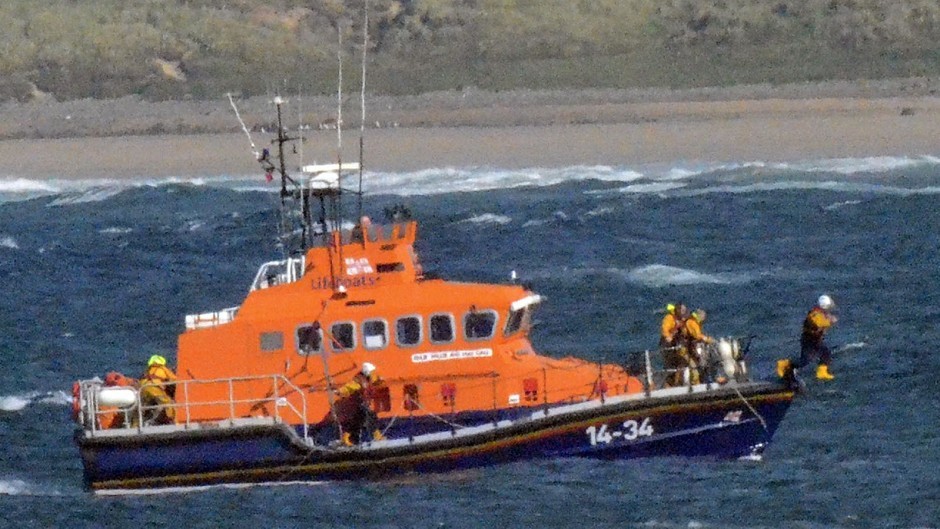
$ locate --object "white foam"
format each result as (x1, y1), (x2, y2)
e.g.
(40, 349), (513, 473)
(0, 236), (18, 249)
(823, 200), (863, 211)
(623, 264), (757, 288)
(2, 154), (939, 203)
(672, 181), (940, 197)
(0, 396), (30, 412)
(99, 227), (133, 234)
(788, 155), (937, 175)
(365, 165), (645, 196)
(0, 479), (29, 495)
(583, 206), (614, 218)
(95, 480), (327, 496)
(616, 182), (688, 194)
(0, 178), (60, 194)
(837, 341), (868, 352)
(461, 213), (511, 225)
(47, 187), (125, 207)
(0, 391), (71, 411)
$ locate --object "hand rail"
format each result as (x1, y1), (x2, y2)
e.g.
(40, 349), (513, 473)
(76, 373), (310, 442)
(75, 342), (750, 445)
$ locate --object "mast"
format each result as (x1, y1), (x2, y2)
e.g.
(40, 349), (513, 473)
(265, 96), (309, 258)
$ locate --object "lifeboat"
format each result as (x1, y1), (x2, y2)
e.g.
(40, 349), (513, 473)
(70, 99), (796, 494)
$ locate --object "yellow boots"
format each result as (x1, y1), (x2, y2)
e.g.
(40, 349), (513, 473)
(816, 365), (835, 381)
(341, 430), (384, 446)
(776, 359), (791, 378)
(777, 359), (834, 381)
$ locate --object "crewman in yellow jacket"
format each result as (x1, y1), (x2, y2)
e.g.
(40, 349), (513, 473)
(336, 362), (385, 445)
(661, 303), (690, 387)
(777, 294), (838, 380)
(660, 303), (678, 347)
(679, 309), (714, 385)
(139, 354), (177, 425)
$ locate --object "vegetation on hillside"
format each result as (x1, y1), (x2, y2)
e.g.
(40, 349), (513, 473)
(3, 0), (940, 102)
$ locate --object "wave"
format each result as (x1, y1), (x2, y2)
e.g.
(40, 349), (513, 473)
(0, 236), (18, 249)
(99, 226), (134, 234)
(0, 479), (30, 496)
(2, 155), (940, 203)
(461, 213), (512, 225)
(615, 182), (688, 195)
(0, 178), (60, 194)
(670, 181), (940, 197)
(823, 199), (863, 211)
(0, 478), (65, 497)
(364, 165), (644, 196)
(622, 264), (760, 288)
(46, 187), (125, 207)
(0, 391), (70, 412)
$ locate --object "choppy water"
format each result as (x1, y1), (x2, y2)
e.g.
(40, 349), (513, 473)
(1, 155), (938, 528)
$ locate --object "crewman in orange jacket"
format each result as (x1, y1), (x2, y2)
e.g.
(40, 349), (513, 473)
(660, 303), (680, 348)
(336, 362), (385, 445)
(778, 294), (838, 381)
(139, 354), (177, 425)
(683, 309), (716, 384)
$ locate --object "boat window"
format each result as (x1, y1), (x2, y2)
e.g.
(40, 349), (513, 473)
(464, 310), (498, 340)
(296, 324), (322, 355)
(429, 313), (455, 344)
(506, 307), (529, 336)
(396, 316), (422, 347)
(260, 331), (284, 353)
(330, 322), (356, 352)
(363, 319), (388, 350)
(377, 262), (404, 273)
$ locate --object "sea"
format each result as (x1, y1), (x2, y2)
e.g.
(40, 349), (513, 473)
(0, 155), (938, 528)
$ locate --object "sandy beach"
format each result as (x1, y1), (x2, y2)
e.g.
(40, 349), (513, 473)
(2, 81), (940, 179)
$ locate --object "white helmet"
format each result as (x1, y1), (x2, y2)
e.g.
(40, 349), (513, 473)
(818, 294), (835, 310)
(361, 362), (376, 376)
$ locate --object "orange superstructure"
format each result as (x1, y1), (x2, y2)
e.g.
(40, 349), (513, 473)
(175, 219), (643, 429)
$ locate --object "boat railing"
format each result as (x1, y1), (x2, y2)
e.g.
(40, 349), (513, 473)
(184, 306), (239, 330)
(249, 256), (306, 291)
(76, 374), (310, 442)
(626, 337), (752, 395)
(74, 338), (751, 446)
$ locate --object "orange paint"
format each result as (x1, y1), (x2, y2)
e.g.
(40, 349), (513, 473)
(175, 220), (644, 426)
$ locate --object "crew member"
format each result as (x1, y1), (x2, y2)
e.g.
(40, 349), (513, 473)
(336, 362), (385, 445)
(683, 309), (716, 384)
(660, 303), (679, 348)
(777, 294), (838, 381)
(661, 303), (689, 387)
(139, 354), (178, 425)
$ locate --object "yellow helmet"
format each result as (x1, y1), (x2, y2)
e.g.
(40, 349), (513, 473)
(666, 303), (676, 314)
(148, 354), (167, 367)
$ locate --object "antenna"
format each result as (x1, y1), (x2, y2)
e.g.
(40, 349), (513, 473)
(357, 0), (369, 222)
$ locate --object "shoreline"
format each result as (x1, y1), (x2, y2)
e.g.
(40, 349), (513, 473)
(2, 84), (940, 179)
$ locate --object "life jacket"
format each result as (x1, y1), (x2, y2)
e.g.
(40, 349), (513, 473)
(142, 365), (176, 385)
(801, 306), (832, 345)
(683, 317), (707, 343)
(661, 313), (678, 343)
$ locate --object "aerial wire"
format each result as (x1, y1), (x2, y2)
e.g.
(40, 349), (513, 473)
(358, 0), (369, 223)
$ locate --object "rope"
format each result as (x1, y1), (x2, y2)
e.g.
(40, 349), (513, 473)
(404, 397), (467, 430)
(227, 93), (259, 160)
(733, 386), (768, 433)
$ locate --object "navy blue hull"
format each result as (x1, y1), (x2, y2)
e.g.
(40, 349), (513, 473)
(77, 382), (793, 491)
